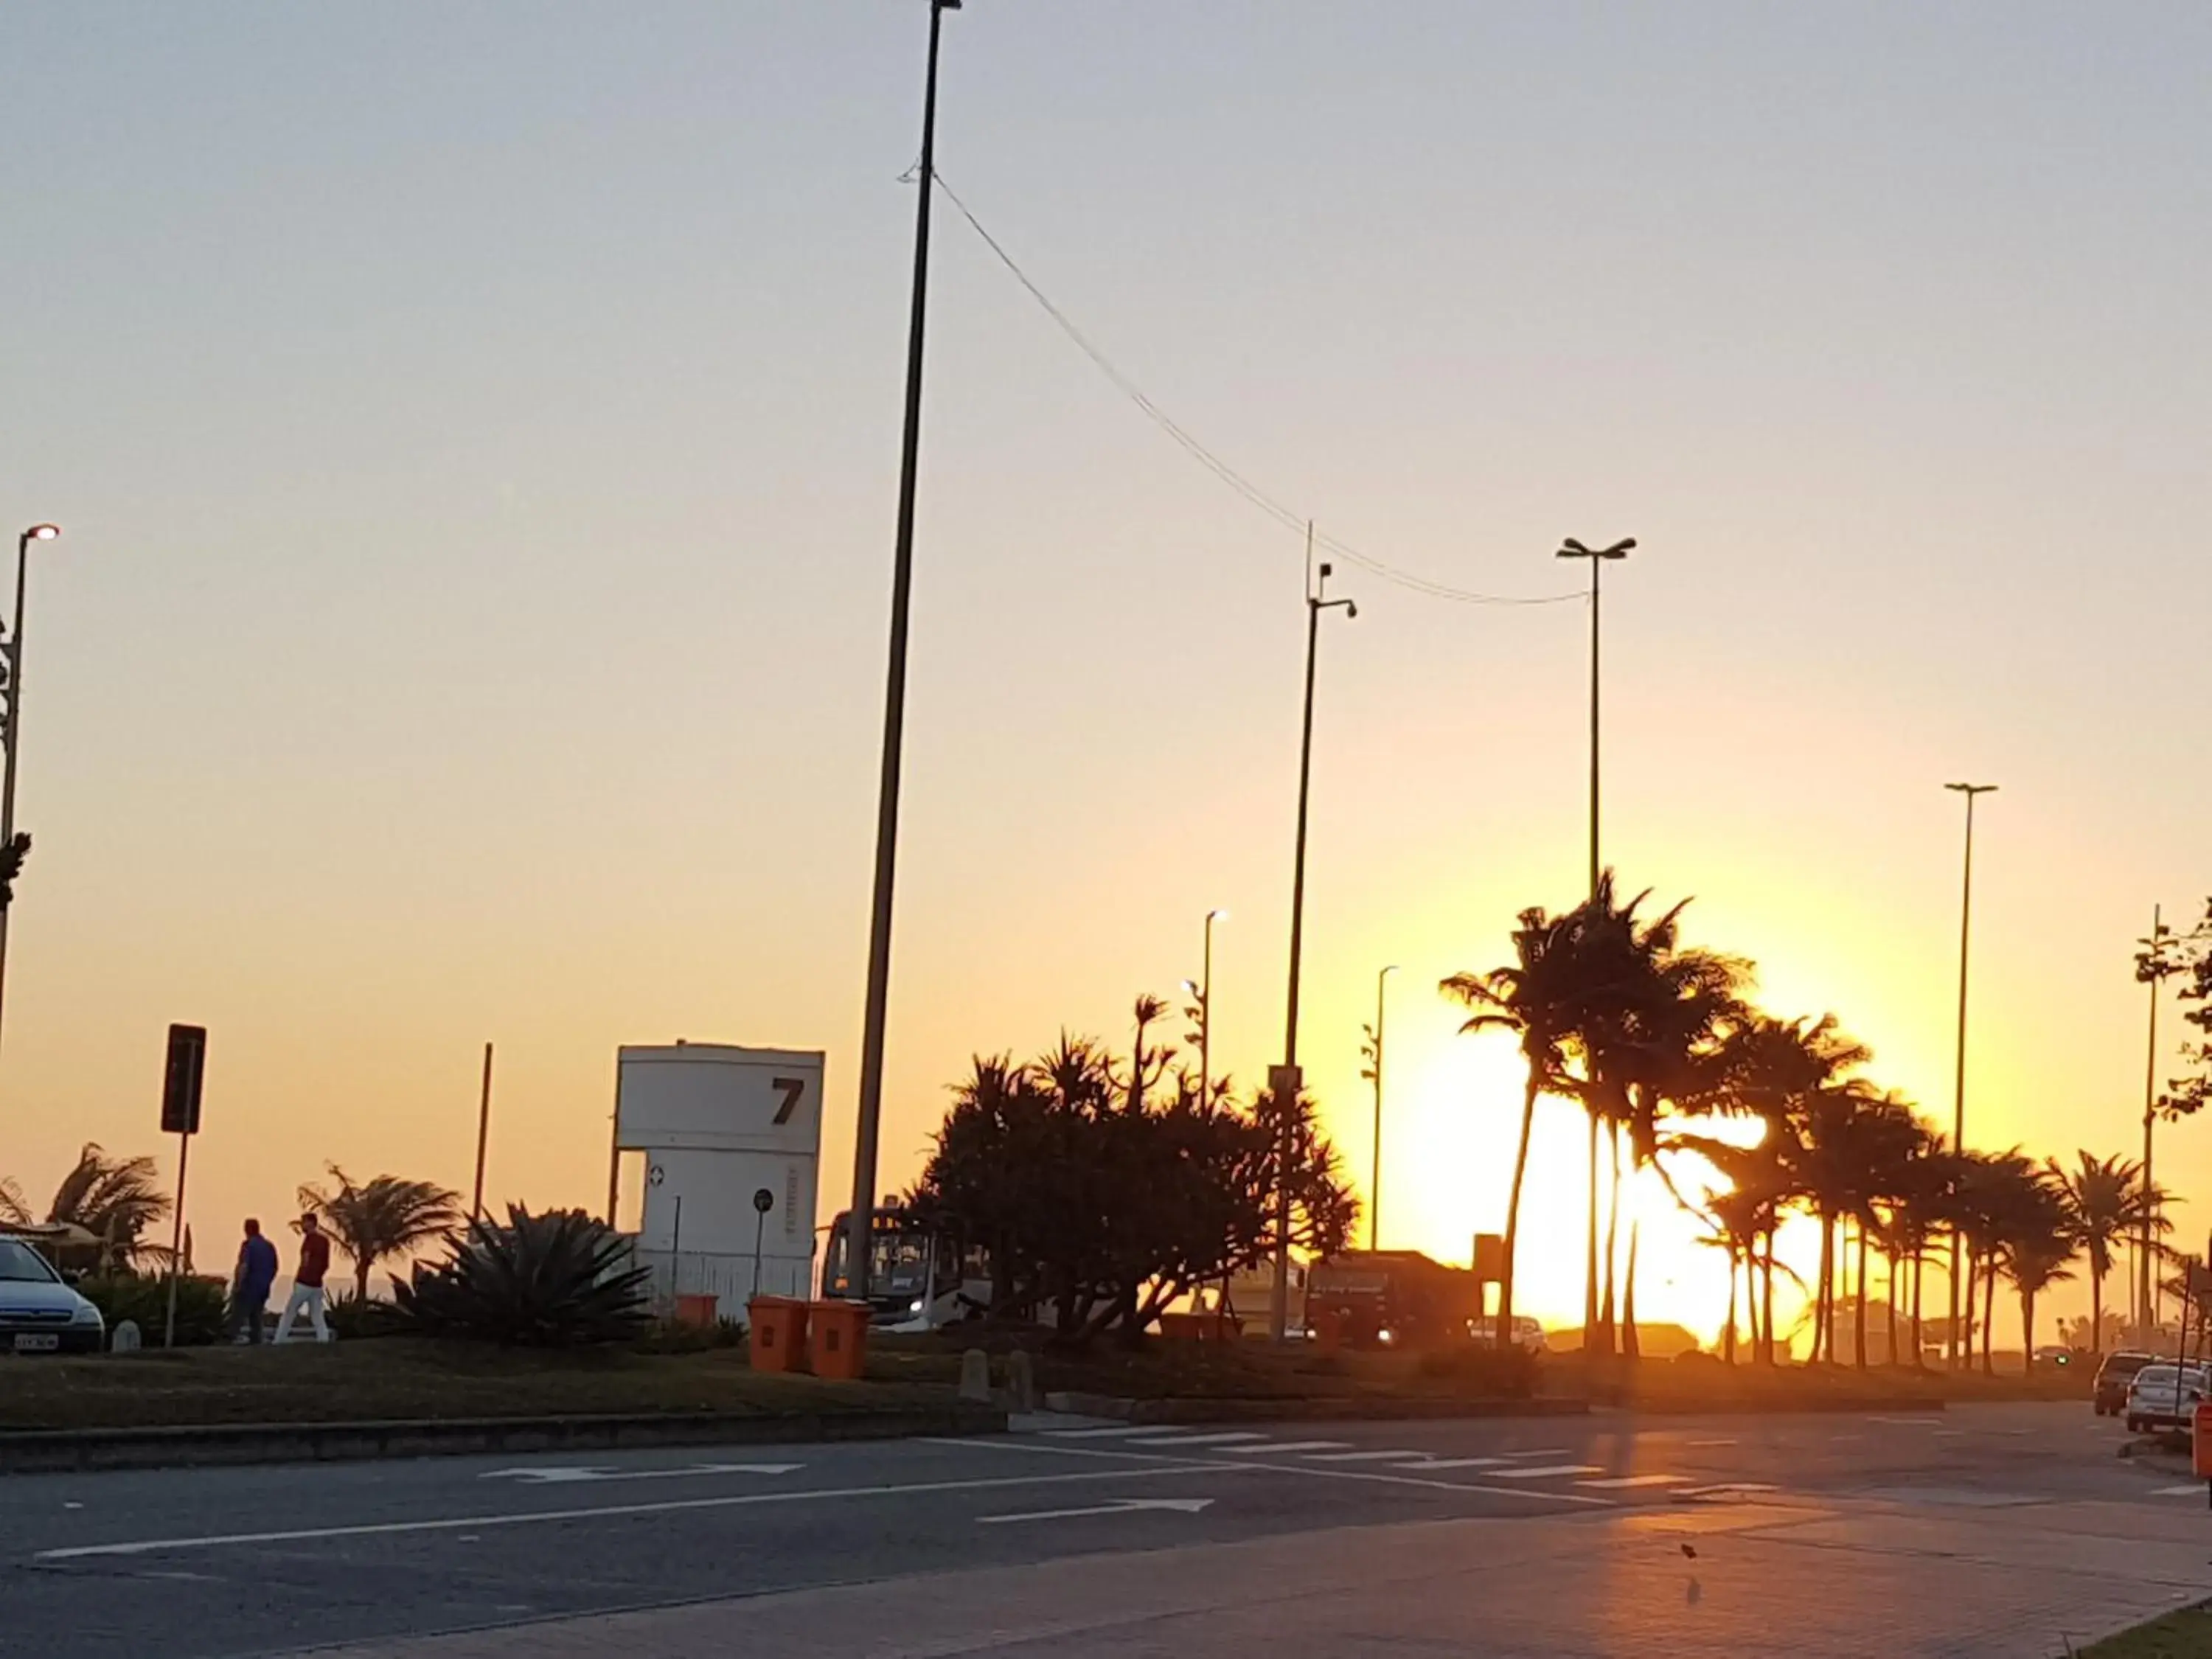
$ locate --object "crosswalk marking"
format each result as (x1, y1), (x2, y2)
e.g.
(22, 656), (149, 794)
(1577, 1473), (1685, 1489)
(1120, 1432), (1270, 1448)
(1303, 1449), (1430, 1463)
(1491, 1464), (1603, 1481)
(1223, 1441), (1349, 1455)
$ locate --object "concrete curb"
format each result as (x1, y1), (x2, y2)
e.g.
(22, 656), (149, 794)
(0, 1402), (1008, 1475)
(1040, 1391), (1590, 1426)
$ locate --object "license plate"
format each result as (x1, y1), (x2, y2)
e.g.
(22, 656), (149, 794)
(11, 1332), (59, 1352)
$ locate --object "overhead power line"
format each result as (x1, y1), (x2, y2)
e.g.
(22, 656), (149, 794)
(931, 173), (1582, 610)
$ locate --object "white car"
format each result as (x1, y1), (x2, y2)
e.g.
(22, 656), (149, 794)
(2123, 1363), (2209, 1433)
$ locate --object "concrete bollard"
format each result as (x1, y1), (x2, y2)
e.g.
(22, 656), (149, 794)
(1006, 1349), (1039, 1412)
(111, 1320), (141, 1353)
(959, 1347), (992, 1403)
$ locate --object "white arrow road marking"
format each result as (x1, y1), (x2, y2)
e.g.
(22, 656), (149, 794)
(1490, 1464), (1602, 1481)
(477, 1463), (802, 1486)
(32, 1464), (1220, 1561)
(976, 1497), (1214, 1525)
(1576, 1473), (1686, 1489)
(1120, 1432), (1269, 1448)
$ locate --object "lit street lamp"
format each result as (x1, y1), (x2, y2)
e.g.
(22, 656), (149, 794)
(1943, 779), (1996, 1368)
(1271, 556), (1354, 1341)
(0, 522), (61, 1071)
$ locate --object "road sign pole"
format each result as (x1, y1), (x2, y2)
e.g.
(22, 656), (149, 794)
(163, 1126), (190, 1349)
(751, 1187), (774, 1304)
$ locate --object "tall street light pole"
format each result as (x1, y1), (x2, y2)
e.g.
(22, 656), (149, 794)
(1555, 535), (1632, 1351)
(1943, 780), (1996, 1368)
(1271, 553), (1354, 1341)
(1361, 964), (1397, 1251)
(2136, 907), (2178, 1340)
(0, 522), (60, 1074)
(846, 0), (959, 1307)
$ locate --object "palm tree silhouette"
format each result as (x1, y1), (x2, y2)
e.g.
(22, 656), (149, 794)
(296, 1166), (464, 1303)
(2048, 1150), (2163, 1357)
(46, 1144), (170, 1270)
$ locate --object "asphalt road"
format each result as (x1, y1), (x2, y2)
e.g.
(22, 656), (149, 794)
(0, 1400), (2192, 1658)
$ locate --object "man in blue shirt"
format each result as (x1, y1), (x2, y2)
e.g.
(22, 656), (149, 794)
(232, 1219), (278, 1345)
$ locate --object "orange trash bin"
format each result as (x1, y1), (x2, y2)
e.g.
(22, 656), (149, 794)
(807, 1299), (872, 1381)
(747, 1296), (810, 1374)
(2194, 1398), (2212, 1484)
(675, 1293), (719, 1329)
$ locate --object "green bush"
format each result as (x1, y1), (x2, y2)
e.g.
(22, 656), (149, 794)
(395, 1206), (650, 1346)
(79, 1273), (229, 1348)
(324, 1292), (408, 1341)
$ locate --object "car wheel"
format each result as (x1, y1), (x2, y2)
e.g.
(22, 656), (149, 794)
(2126, 1416), (2143, 1433)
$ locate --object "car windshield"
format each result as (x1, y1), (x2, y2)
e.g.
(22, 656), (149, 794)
(0, 1239), (58, 1283)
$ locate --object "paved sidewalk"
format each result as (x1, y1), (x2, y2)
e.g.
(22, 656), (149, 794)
(311, 1489), (2212, 1659)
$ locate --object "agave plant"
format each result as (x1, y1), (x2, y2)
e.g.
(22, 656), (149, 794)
(395, 1205), (650, 1346)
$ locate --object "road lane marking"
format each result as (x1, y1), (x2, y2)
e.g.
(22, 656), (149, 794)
(31, 1464), (1228, 1561)
(1385, 1457), (1507, 1471)
(977, 1497), (1214, 1524)
(1224, 1441), (1349, 1455)
(1119, 1432), (1270, 1448)
(476, 1463), (801, 1486)
(1303, 1449), (1428, 1463)
(1042, 1426), (1171, 1439)
(2152, 1484), (2207, 1497)
(1686, 1439), (1736, 1447)
(1677, 1482), (1780, 1498)
(1491, 1464), (1603, 1480)
(917, 1436), (1611, 1507)
(1498, 1447), (1570, 1459)
(1577, 1473), (1686, 1489)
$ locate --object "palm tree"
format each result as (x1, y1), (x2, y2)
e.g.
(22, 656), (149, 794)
(1997, 1166), (2078, 1371)
(1444, 900), (1588, 1348)
(0, 1176), (27, 1225)
(296, 1166), (464, 1302)
(46, 1144), (170, 1270)
(2048, 1151), (2164, 1357)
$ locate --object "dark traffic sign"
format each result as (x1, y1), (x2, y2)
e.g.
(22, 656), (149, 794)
(160, 1023), (206, 1136)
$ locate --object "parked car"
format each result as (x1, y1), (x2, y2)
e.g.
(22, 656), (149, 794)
(2123, 1363), (2209, 1433)
(2094, 1349), (2157, 1416)
(0, 1235), (105, 1354)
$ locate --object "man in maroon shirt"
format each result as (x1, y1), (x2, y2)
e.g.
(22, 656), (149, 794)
(274, 1211), (334, 1344)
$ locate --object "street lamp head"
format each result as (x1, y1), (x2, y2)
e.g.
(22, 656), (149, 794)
(1944, 781), (1998, 796)
(1557, 535), (1635, 560)
(1559, 538), (1590, 557)
(1381, 963), (1400, 978)
(1181, 978), (1200, 998)
(1344, 599), (1358, 619)
(1207, 907), (1229, 922)
(21, 525), (58, 543)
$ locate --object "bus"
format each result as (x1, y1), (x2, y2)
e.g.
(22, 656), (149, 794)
(820, 1205), (988, 1331)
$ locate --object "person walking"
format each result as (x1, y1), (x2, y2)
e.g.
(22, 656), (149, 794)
(274, 1211), (333, 1344)
(230, 1219), (278, 1344)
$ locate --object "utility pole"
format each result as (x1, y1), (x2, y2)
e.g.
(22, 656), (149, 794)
(846, 0), (959, 1306)
(1361, 965), (1397, 1251)
(0, 523), (60, 1079)
(1943, 781), (1996, 1368)
(1271, 540), (1354, 1341)
(1555, 535), (1632, 1352)
(2138, 907), (2178, 1342)
(471, 1042), (494, 1221)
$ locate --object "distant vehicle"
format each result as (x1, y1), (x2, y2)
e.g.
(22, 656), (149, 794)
(2093, 1349), (2156, 1416)
(1472, 1315), (1548, 1353)
(820, 1205), (987, 1331)
(1305, 1251), (1485, 1350)
(2123, 1362), (2209, 1433)
(0, 1236), (105, 1354)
